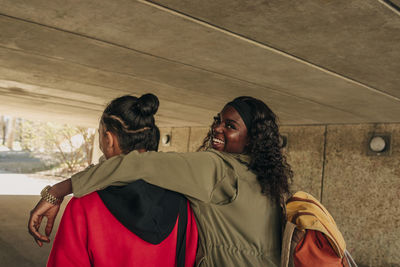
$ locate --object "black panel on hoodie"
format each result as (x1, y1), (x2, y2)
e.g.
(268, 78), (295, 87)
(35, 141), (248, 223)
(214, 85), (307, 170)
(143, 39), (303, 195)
(98, 179), (186, 245)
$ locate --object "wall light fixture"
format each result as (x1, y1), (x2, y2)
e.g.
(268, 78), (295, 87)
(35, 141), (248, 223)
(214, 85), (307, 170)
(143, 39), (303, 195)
(161, 133), (171, 146)
(280, 133), (288, 149)
(367, 133), (391, 156)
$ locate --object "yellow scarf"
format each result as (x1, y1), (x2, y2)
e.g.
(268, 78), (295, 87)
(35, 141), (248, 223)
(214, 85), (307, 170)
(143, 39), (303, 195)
(286, 191), (346, 258)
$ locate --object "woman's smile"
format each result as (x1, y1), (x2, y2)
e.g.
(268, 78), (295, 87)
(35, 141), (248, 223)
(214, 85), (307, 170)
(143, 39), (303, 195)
(212, 137), (225, 150)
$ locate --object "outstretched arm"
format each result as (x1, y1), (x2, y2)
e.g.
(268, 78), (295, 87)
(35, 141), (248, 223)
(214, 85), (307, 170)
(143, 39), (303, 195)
(28, 179), (72, 246)
(71, 150), (233, 201)
(28, 150), (237, 245)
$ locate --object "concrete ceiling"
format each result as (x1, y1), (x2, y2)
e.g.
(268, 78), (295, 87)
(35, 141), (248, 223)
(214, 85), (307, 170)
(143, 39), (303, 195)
(0, 0), (399, 127)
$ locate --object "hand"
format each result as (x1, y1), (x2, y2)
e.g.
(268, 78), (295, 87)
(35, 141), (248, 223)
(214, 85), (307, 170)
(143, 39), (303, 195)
(28, 199), (61, 247)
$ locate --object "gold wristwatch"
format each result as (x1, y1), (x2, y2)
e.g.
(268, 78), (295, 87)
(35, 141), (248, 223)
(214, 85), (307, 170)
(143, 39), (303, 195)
(40, 185), (63, 205)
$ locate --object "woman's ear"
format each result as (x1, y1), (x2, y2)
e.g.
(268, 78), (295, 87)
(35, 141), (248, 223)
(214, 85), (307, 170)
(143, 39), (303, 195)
(105, 131), (114, 150)
(105, 131), (122, 157)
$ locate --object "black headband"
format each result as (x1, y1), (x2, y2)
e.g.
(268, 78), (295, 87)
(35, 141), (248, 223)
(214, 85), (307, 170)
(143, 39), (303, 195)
(227, 99), (253, 131)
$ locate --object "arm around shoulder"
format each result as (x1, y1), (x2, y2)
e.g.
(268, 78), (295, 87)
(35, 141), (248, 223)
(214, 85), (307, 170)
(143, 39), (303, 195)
(71, 150), (237, 203)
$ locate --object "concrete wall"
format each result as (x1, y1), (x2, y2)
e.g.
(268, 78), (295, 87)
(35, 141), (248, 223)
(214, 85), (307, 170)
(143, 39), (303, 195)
(322, 124), (400, 267)
(157, 124), (399, 267)
(281, 124), (399, 267)
(158, 127), (209, 153)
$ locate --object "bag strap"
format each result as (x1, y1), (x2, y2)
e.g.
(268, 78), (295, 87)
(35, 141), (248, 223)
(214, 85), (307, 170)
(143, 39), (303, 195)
(280, 193), (292, 235)
(280, 221), (297, 267)
(344, 250), (358, 267)
(176, 200), (188, 267)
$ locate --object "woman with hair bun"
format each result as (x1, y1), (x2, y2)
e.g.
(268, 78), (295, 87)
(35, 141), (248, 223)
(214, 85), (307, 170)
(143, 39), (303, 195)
(30, 96), (292, 266)
(45, 94), (198, 267)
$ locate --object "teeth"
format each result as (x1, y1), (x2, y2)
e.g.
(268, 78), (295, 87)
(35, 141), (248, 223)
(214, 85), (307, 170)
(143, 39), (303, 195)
(213, 138), (224, 144)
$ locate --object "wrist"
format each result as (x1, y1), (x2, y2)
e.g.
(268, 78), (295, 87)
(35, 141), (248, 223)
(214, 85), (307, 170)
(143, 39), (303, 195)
(49, 179), (72, 199)
(41, 186), (63, 205)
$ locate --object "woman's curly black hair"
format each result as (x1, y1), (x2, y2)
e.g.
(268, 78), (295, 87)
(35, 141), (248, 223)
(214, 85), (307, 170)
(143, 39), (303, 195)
(199, 96), (292, 203)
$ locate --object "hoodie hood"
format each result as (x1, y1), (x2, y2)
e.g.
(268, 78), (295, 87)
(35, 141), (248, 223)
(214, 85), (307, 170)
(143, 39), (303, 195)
(98, 179), (185, 244)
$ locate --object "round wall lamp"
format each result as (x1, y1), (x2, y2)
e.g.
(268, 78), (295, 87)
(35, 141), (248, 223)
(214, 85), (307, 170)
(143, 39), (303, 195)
(280, 134), (288, 149)
(369, 136), (386, 152)
(161, 133), (171, 146)
(367, 133), (391, 156)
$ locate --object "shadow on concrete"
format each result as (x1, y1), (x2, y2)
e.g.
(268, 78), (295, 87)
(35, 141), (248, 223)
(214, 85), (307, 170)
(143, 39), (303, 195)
(0, 237), (37, 267)
(0, 195), (70, 266)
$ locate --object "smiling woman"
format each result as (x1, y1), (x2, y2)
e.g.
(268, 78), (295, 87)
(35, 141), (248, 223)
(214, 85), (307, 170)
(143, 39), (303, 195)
(29, 95), (293, 267)
(210, 105), (249, 153)
(200, 96), (292, 202)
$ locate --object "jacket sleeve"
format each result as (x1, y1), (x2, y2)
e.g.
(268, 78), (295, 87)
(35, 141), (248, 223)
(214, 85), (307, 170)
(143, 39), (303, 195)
(71, 150), (237, 203)
(47, 198), (92, 267)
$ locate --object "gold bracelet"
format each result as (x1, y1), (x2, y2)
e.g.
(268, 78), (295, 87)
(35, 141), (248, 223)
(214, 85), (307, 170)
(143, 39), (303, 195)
(40, 185), (63, 205)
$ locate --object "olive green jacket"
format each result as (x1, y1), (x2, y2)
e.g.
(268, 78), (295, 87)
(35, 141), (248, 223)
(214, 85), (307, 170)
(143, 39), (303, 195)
(71, 149), (281, 266)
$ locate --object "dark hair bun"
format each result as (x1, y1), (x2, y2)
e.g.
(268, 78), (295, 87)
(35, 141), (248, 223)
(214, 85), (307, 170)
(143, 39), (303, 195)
(132, 93), (159, 116)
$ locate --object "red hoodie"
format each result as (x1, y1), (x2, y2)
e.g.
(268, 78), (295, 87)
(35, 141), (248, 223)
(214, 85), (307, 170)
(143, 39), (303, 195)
(47, 181), (198, 267)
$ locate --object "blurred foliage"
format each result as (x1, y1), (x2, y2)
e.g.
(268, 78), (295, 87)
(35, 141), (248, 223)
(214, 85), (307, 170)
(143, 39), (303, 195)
(14, 118), (95, 175)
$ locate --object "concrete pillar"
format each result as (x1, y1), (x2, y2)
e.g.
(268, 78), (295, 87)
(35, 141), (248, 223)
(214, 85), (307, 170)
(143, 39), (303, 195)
(5, 117), (16, 150)
(0, 115), (5, 145)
